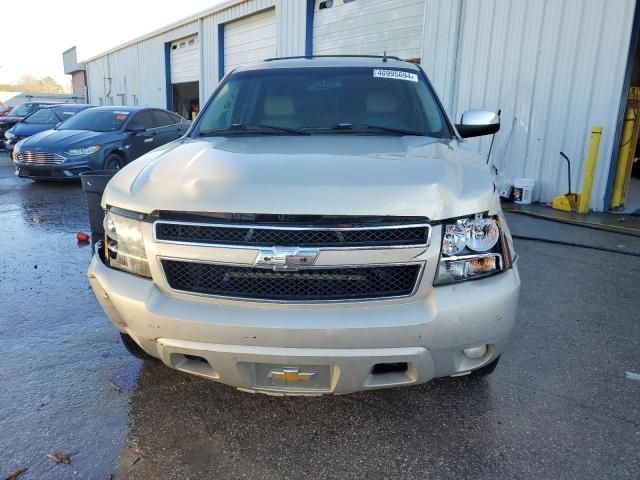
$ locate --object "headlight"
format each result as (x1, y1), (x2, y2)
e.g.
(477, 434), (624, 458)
(435, 213), (511, 285)
(13, 140), (23, 159)
(66, 145), (102, 155)
(103, 209), (151, 278)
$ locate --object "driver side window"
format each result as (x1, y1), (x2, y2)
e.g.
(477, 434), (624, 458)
(129, 111), (156, 130)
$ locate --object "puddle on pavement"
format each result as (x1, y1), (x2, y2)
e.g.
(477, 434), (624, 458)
(0, 156), (138, 479)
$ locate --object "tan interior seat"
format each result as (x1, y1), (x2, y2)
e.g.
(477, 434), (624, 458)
(262, 95), (297, 127)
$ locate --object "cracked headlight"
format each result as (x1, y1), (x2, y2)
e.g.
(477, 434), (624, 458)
(435, 213), (511, 285)
(103, 209), (151, 278)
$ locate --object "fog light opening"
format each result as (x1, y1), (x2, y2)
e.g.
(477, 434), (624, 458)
(371, 362), (408, 375)
(463, 345), (488, 360)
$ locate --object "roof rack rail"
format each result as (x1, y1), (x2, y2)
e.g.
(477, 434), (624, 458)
(264, 54), (403, 62)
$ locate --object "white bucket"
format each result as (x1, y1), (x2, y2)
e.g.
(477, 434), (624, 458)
(513, 178), (535, 204)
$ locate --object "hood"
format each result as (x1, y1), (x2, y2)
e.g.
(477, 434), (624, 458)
(103, 136), (499, 221)
(10, 122), (56, 137)
(20, 129), (120, 150)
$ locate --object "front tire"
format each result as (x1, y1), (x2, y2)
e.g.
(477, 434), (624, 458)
(471, 355), (501, 377)
(104, 153), (124, 171)
(119, 333), (155, 360)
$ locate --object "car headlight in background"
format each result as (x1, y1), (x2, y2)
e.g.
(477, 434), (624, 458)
(66, 145), (102, 156)
(103, 209), (151, 278)
(4, 130), (15, 140)
(12, 140), (23, 160)
(435, 213), (511, 285)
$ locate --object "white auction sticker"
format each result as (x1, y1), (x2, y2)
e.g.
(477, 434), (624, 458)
(373, 69), (418, 82)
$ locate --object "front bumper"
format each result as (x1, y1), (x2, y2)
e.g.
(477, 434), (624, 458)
(13, 153), (99, 179)
(88, 255), (520, 395)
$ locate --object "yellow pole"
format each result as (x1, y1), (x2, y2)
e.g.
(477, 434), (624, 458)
(610, 107), (637, 209)
(578, 126), (603, 214)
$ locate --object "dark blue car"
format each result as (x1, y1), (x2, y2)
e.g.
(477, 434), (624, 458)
(4, 104), (93, 152)
(12, 106), (190, 180)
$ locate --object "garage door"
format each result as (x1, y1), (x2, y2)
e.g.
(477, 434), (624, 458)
(313, 0), (425, 61)
(170, 35), (199, 83)
(224, 9), (276, 74)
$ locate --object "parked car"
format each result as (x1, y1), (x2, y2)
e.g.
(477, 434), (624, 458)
(88, 56), (520, 396)
(0, 101), (61, 143)
(12, 106), (190, 180)
(4, 104), (93, 152)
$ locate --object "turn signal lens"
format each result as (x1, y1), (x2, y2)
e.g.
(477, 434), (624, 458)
(437, 254), (501, 284)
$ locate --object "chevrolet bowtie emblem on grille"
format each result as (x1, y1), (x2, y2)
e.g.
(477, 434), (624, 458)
(254, 247), (319, 271)
(268, 367), (317, 383)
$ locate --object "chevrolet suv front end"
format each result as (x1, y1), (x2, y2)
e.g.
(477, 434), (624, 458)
(88, 57), (520, 395)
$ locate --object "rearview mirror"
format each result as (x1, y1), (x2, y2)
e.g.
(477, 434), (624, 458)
(128, 124), (146, 134)
(456, 110), (500, 139)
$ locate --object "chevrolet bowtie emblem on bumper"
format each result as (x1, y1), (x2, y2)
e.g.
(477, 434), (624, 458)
(254, 247), (319, 271)
(268, 367), (317, 383)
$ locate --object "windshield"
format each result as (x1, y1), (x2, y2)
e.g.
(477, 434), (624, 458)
(24, 108), (60, 124)
(57, 109), (130, 132)
(11, 103), (41, 117)
(195, 67), (451, 137)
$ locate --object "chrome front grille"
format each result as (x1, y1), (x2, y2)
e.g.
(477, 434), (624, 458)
(16, 151), (66, 165)
(154, 220), (431, 248)
(155, 216), (430, 302)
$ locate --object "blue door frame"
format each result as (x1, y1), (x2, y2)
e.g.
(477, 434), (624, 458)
(164, 42), (173, 110)
(604, 0), (640, 209)
(218, 23), (225, 81)
(305, 0), (315, 56)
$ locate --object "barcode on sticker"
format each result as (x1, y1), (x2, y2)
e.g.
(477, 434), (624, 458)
(373, 69), (418, 82)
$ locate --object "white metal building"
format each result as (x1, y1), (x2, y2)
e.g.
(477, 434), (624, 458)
(80, 0), (640, 212)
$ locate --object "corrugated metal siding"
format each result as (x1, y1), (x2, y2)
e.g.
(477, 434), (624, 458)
(422, 0), (635, 211)
(87, 0), (305, 108)
(224, 9), (277, 74)
(201, 0), (277, 99)
(276, 0), (307, 57)
(86, 21), (198, 107)
(312, 0), (425, 60)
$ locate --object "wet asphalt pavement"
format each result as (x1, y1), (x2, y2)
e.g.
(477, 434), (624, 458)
(0, 152), (639, 479)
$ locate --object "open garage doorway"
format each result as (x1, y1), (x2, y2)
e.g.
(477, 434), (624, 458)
(169, 35), (200, 120)
(173, 81), (199, 120)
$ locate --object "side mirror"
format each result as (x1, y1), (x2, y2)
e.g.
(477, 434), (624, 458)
(456, 110), (500, 139)
(128, 124), (146, 134)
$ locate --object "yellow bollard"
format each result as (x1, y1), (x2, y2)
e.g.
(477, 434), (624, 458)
(578, 126), (602, 214)
(610, 107), (637, 209)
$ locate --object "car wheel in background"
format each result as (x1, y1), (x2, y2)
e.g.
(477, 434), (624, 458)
(119, 333), (156, 361)
(104, 153), (124, 171)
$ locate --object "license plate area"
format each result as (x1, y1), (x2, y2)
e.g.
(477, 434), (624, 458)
(242, 363), (332, 392)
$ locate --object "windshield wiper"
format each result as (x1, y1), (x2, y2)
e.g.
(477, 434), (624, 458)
(330, 123), (425, 136)
(199, 123), (309, 136)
